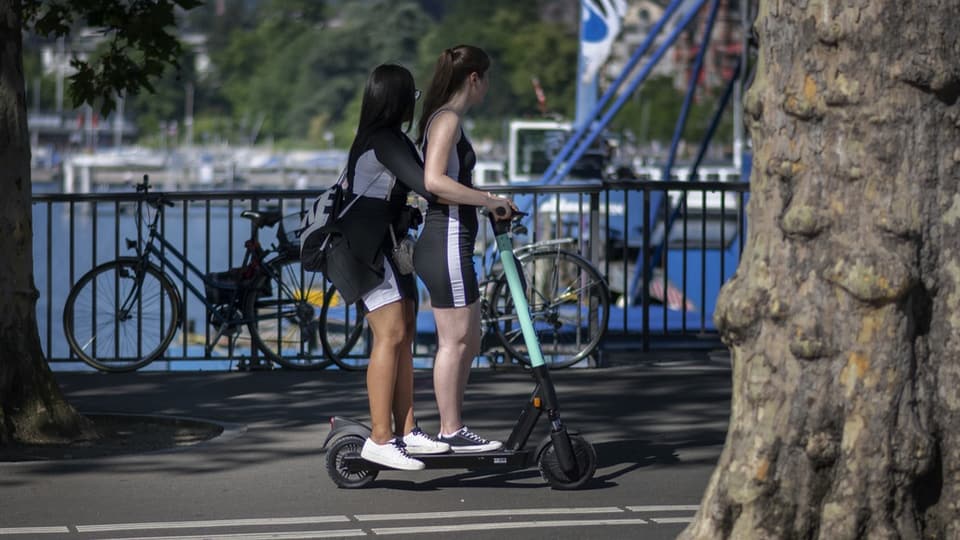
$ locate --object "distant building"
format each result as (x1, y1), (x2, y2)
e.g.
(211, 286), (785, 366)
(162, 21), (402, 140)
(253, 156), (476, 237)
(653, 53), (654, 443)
(28, 29), (209, 152)
(670, 0), (742, 92)
(606, 0), (743, 92)
(607, 1), (676, 82)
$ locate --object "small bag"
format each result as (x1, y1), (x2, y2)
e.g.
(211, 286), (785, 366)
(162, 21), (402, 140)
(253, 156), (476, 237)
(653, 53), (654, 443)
(389, 227), (416, 275)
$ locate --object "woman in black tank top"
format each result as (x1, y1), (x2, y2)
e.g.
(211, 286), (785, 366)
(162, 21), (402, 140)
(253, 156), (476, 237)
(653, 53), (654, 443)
(414, 45), (518, 453)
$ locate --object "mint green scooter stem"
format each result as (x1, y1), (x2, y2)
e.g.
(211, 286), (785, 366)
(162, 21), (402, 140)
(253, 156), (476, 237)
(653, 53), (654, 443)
(495, 235), (546, 369)
(489, 209), (578, 476)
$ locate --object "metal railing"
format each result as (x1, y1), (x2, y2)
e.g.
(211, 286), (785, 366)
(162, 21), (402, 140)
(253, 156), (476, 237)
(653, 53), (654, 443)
(33, 179), (749, 367)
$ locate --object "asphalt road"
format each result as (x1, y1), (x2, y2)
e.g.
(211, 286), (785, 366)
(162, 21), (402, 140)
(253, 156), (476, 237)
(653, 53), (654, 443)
(0, 352), (731, 540)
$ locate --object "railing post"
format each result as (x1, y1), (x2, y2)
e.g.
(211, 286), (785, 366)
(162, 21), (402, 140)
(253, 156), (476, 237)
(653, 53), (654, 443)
(642, 188), (651, 352)
(589, 191), (604, 367)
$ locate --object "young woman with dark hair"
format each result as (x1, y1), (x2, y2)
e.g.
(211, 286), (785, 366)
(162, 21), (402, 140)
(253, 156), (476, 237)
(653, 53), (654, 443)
(414, 45), (517, 453)
(327, 64), (450, 470)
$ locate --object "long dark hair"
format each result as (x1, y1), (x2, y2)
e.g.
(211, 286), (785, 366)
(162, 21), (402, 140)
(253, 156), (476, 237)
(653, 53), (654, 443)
(416, 45), (490, 145)
(348, 64), (418, 178)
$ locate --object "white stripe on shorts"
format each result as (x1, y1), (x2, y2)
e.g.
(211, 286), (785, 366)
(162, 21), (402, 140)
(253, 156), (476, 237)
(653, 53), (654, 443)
(446, 205), (466, 306)
(362, 259), (403, 312)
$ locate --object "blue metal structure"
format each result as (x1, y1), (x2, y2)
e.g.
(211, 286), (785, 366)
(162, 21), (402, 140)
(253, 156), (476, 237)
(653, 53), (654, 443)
(632, 0), (722, 302)
(538, 0), (747, 322)
(538, 0), (708, 187)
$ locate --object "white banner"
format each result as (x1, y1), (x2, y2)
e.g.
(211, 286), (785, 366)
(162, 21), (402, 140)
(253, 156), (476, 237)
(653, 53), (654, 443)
(580, 0), (628, 83)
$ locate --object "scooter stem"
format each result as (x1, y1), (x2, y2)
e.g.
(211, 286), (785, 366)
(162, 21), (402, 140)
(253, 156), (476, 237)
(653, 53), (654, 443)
(490, 211), (579, 477)
(491, 215), (546, 369)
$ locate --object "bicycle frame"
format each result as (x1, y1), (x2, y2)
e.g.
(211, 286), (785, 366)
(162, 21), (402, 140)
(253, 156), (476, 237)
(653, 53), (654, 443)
(479, 236), (577, 322)
(130, 198), (253, 326)
(128, 186), (300, 354)
(62, 176), (331, 371)
(480, 225), (609, 365)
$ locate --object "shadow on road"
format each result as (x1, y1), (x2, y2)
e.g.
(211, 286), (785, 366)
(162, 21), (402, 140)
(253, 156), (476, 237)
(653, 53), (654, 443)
(355, 434), (726, 492)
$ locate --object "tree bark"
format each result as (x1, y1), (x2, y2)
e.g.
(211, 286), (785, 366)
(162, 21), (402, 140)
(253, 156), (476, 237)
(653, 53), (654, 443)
(681, 1), (960, 538)
(0, 0), (95, 445)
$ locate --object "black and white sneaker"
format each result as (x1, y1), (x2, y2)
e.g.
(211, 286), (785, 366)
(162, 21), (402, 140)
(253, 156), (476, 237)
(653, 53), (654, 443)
(437, 426), (503, 453)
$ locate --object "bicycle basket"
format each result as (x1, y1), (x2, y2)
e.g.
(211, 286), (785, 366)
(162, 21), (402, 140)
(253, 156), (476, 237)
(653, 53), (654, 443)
(204, 267), (270, 305)
(205, 270), (243, 305)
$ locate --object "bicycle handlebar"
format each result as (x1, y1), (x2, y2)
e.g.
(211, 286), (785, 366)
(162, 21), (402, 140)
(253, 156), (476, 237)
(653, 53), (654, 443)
(136, 175), (174, 209)
(147, 197), (176, 209)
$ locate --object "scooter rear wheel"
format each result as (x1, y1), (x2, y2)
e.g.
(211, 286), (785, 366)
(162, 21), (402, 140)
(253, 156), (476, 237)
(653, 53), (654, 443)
(537, 434), (597, 490)
(326, 435), (378, 488)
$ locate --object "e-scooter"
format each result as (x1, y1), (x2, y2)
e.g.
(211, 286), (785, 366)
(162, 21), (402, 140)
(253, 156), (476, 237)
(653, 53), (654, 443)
(321, 210), (597, 490)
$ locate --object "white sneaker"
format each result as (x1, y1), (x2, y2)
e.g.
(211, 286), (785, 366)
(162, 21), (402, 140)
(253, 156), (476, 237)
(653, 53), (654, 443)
(403, 427), (451, 455)
(360, 438), (425, 470)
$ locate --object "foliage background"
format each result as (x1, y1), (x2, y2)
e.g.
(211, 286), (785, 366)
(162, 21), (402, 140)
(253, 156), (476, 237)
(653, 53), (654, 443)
(22, 0), (733, 154)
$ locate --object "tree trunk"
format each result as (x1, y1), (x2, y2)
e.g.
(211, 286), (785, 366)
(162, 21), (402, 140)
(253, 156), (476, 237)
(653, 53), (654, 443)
(681, 1), (960, 538)
(0, 0), (95, 445)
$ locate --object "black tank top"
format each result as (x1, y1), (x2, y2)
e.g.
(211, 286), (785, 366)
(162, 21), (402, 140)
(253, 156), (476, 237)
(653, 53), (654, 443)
(422, 124), (478, 240)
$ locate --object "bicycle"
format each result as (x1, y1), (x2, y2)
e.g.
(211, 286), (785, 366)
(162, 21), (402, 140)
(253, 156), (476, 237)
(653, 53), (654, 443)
(62, 175), (330, 372)
(317, 211), (610, 371)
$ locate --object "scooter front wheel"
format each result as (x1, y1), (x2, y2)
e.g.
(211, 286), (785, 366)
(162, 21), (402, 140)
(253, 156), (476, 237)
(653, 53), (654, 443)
(537, 434), (597, 490)
(326, 435), (378, 488)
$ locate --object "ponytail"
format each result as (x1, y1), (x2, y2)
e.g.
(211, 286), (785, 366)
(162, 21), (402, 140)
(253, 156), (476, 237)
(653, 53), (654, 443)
(416, 45), (490, 145)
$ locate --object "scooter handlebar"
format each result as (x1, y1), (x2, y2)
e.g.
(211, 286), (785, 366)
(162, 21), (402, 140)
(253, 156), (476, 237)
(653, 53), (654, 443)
(487, 209), (528, 236)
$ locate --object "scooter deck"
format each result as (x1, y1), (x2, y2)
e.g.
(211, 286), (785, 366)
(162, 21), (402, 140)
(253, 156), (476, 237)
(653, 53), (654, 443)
(342, 448), (534, 472)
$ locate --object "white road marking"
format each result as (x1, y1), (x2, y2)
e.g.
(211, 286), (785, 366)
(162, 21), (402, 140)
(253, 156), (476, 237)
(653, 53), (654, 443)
(371, 518), (655, 535)
(8, 505), (698, 538)
(354, 506), (624, 521)
(99, 531), (364, 540)
(649, 517), (696, 524)
(0, 526), (70, 535)
(77, 517), (350, 532)
(627, 505), (700, 512)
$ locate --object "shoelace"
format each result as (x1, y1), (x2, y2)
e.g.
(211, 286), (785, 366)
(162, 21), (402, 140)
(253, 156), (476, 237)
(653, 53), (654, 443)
(458, 428), (488, 444)
(392, 439), (415, 458)
(409, 428), (436, 442)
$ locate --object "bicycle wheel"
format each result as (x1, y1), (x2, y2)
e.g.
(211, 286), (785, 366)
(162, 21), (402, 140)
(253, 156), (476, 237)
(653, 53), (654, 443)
(489, 249), (609, 369)
(319, 283), (369, 371)
(63, 257), (181, 372)
(245, 256), (330, 369)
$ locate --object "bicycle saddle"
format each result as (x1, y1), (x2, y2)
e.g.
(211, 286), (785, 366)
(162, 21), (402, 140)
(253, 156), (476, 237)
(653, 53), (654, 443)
(241, 208), (283, 229)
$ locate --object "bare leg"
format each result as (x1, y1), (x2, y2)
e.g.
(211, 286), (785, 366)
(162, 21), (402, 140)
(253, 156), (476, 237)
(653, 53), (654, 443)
(365, 301), (406, 444)
(433, 301), (482, 435)
(394, 298), (417, 436)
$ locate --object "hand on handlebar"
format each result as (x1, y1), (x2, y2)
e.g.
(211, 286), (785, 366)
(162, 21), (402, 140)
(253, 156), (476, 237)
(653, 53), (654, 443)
(485, 193), (518, 221)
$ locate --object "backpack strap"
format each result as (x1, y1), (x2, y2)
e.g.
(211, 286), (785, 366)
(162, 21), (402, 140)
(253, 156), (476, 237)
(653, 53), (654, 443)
(336, 168), (385, 219)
